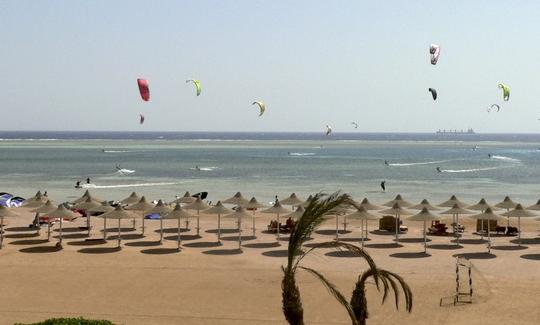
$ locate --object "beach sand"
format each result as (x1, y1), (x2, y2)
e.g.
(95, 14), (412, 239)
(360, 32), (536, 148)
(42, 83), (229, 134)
(1, 207), (539, 324)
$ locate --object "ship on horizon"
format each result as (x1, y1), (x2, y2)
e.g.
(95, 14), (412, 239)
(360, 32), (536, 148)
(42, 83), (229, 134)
(436, 128), (475, 134)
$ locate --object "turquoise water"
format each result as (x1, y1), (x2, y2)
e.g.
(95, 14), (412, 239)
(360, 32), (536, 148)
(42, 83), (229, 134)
(1, 133), (539, 205)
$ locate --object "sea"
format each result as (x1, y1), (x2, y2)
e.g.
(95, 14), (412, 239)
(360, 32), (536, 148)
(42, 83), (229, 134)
(1, 131), (540, 206)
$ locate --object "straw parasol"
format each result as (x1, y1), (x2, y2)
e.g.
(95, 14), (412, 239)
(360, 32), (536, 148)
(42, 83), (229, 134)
(502, 204), (537, 246)
(380, 202), (412, 242)
(495, 196), (518, 227)
(88, 201), (114, 240)
(468, 208), (505, 253)
(409, 199), (441, 211)
(223, 192), (250, 206)
(283, 206), (305, 220)
(0, 205), (18, 248)
(74, 197), (101, 235)
(358, 198), (384, 211)
(125, 196), (154, 236)
(343, 207), (380, 248)
(438, 195), (469, 208)
(121, 192), (140, 205)
(223, 206), (253, 250)
(145, 200), (172, 243)
(526, 199), (540, 211)
(279, 193), (304, 209)
(162, 204), (193, 250)
(300, 195), (314, 208)
(98, 205), (135, 248)
(173, 191), (196, 204)
(47, 204), (79, 248)
(383, 194), (413, 208)
(241, 197), (266, 237)
(407, 207), (441, 253)
(204, 201), (232, 244)
(184, 197), (210, 236)
(22, 192), (49, 208)
(468, 198), (500, 240)
(73, 190), (102, 204)
(261, 201), (290, 243)
(439, 204), (474, 246)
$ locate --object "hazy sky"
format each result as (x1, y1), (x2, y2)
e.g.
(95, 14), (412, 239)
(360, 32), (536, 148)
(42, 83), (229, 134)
(2, 1), (540, 133)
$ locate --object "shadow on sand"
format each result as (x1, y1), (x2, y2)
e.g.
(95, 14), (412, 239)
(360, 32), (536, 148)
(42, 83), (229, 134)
(427, 244), (464, 250)
(182, 241), (222, 248)
(141, 248), (180, 255)
(397, 237), (431, 243)
(19, 246), (62, 253)
(390, 252), (431, 259)
(67, 239), (107, 246)
(243, 242), (281, 249)
(4, 226), (37, 232)
(206, 228), (239, 234)
(453, 252), (496, 260)
(202, 248), (242, 255)
(154, 228), (190, 234)
(520, 254), (540, 261)
(9, 239), (49, 245)
(220, 235), (256, 242)
(490, 245), (528, 251)
(452, 238), (487, 245)
(315, 229), (351, 236)
(325, 250), (364, 258)
(510, 238), (540, 245)
(101, 227), (136, 233)
(164, 235), (201, 241)
(78, 247), (121, 254)
(53, 233), (88, 239)
(124, 241), (162, 247)
(106, 234), (144, 240)
(4, 233), (40, 239)
(53, 227), (85, 233)
(364, 243), (402, 249)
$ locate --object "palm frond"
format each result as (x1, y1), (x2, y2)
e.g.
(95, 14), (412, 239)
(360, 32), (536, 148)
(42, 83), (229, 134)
(300, 266), (359, 325)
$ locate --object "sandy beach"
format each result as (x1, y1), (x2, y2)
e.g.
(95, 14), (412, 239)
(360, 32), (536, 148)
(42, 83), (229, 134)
(1, 204), (539, 325)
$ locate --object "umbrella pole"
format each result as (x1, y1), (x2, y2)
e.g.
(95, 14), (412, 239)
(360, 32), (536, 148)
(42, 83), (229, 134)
(0, 216), (4, 249)
(518, 215), (521, 247)
(177, 216), (181, 250)
(58, 218), (63, 247)
(361, 218), (364, 249)
(335, 215), (339, 241)
(47, 222), (51, 241)
(487, 220), (491, 253)
(238, 217), (242, 250)
(117, 218), (121, 249)
(252, 210), (256, 237)
(141, 213), (145, 236)
(276, 213), (280, 244)
(132, 217), (136, 230)
(217, 213), (221, 244)
(507, 208), (510, 228)
(456, 213), (460, 246)
(160, 217), (163, 244)
(35, 213), (41, 235)
(87, 213), (91, 236)
(196, 210), (200, 236)
(343, 216), (347, 232)
(423, 219), (427, 254)
(103, 216), (107, 240)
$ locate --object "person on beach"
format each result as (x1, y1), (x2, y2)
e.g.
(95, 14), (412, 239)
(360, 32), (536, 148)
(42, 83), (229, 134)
(380, 181), (386, 192)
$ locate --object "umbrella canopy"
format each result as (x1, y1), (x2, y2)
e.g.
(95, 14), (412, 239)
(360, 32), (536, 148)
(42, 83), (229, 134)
(98, 205), (134, 220)
(358, 198), (383, 211)
(241, 197), (266, 209)
(502, 204), (537, 218)
(526, 199), (540, 211)
(22, 192), (49, 207)
(468, 208), (505, 221)
(74, 197), (102, 211)
(222, 192), (249, 206)
(438, 195), (469, 208)
(408, 207), (441, 221)
(344, 206), (381, 221)
(439, 204), (474, 215)
(31, 200), (57, 214)
(279, 193), (303, 206)
(300, 195), (314, 207)
(174, 191), (196, 204)
(163, 204), (193, 220)
(125, 196), (154, 212)
(48, 204), (78, 220)
(0, 205), (18, 218)
(205, 201), (233, 215)
(88, 201), (115, 213)
(468, 198), (500, 211)
(121, 192), (140, 205)
(223, 206), (253, 220)
(409, 199), (441, 211)
(184, 197), (210, 211)
(495, 196), (518, 209)
(383, 194), (413, 207)
(283, 206), (305, 220)
(73, 191), (102, 204)
(145, 200), (172, 215)
(379, 202), (412, 216)
(261, 201), (290, 215)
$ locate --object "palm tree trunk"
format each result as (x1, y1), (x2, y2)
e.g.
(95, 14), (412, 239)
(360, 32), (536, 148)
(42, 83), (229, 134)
(282, 269), (304, 325)
(350, 282), (368, 325)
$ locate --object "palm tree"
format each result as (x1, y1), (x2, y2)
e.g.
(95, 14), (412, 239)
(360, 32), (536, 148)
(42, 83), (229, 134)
(281, 192), (380, 325)
(350, 268), (413, 325)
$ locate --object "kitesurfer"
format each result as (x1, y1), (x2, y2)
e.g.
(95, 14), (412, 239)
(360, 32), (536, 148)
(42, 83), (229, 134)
(86, 177), (91, 184)
(436, 167), (442, 173)
(384, 160), (389, 166)
(380, 181), (386, 192)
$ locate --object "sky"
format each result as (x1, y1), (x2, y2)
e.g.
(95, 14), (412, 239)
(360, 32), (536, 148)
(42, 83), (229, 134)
(1, 1), (540, 133)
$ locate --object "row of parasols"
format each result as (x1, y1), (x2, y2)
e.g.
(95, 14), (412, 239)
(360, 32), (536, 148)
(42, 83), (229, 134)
(1, 191), (539, 255)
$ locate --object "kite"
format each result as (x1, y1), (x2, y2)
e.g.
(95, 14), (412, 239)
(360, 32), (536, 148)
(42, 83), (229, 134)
(252, 101), (266, 116)
(139, 114), (145, 124)
(326, 125), (332, 135)
(430, 44), (440, 65)
(428, 88), (437, 100)
(186, 79), (201, 96)
(351, 122), (358, 129)
(487, 104), (500, 113)
(498, 83), (510, 101)
(137, 78), (150, 101)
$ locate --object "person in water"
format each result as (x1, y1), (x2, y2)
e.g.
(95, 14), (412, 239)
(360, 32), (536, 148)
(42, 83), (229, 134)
(384, 160), (389, 166)
(380, 181), (386, 192)
(488, 154), (492, 158)
(195, 165), (200, 171)
(76, 180), (81, 187)
(86, 177), (91, 184)
(436, 167), (442, 173)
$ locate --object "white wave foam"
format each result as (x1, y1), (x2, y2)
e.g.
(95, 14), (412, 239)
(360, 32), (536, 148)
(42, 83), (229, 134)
(441, 167), (500, 173)
(190, 166), (220, 171)
(81, 182), (175, 189)
(116, 169), (135, 174)
(103, 150), (131, 153)
(289, 152), (315, 156)
(389, 160), (448, 167)
(491, 155), (521, 163)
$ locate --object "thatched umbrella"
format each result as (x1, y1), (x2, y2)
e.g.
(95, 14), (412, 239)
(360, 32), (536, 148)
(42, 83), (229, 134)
(184, 197), (210, 236)
(407, 207), (441, 253)
(47, 204), (79, 248)
(145, 200), (172, 243)
(502, 204), (537, 246)
(223, 192), (250, 206)
(0, 205), (18, 248)
(409, 199), (441, 211)
(241, 197), (266, 237)
(468, 198), (500, 240)
(121, 192), (141, 228)
(98, 205), (135, 248)
(22, 192), (49, 208)
(223, 207), (252, 250)
(439, 204), (474, 246)
(32, 200), (57, 240)
(526, 199), (540, 211)
(358, 198), (383, 211)
(173, 191), (196, 205)
(74, 197), (101, 235)
(343, 207), (380, 248)
(261, 201), (290, 243)
(495, 196), (518, 227)
(125, 196), (154, 236)
(279, 193), (304, 210)
(204, 201), (232, 244)
(88, 201), (114, 240)
(283, 206), (305, 220)
(438, 195), (469, 208)
(162, 204), (193, 250)
(383, 194), (413, 208)
(300, 195), (314, 208)
(468, 208), (505, 253)
(73, 190), (102, 204)
(380, 203), (412, 242)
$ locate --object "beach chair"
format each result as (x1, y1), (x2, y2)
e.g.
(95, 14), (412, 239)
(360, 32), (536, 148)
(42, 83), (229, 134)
(428, 220), (448, 235)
